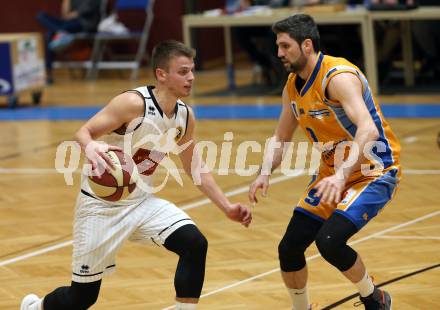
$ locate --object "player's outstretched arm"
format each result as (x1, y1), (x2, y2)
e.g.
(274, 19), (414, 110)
(249, 86), (298, 204)
(178, 108), (252, 227)
(74, 92), (144, 171)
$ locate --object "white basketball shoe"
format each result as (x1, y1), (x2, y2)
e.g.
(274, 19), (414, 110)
(20, 294), (42, 310)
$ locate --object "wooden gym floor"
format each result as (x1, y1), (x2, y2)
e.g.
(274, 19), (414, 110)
(0, 68), (439, 309)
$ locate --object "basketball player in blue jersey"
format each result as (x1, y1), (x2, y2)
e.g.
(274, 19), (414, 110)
(21, 40), (252, 310)
(249, 15), (400, 309)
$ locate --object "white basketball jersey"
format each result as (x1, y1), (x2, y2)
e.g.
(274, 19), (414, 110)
(81, 85), (190, 205)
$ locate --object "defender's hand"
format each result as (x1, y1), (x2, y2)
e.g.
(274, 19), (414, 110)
(248, 174), (270, 204)
(314, 174), (346, 204)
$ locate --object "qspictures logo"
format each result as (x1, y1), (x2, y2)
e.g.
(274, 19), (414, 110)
(54, 117), (387, 194)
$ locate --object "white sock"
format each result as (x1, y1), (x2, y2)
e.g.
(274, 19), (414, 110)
(175, 301), (197, 310)
(355, 271), (375, 297)
(287, 287), (309, 310)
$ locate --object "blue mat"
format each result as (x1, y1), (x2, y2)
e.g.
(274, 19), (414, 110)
(0, 104), (439, 120)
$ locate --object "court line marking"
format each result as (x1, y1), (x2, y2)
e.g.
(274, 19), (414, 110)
(322, 262), (440, 308)
(162, 210), (440, 309)
(0, 168), (437, 267)
(1, 168), (438, 307)
(0, 172), (303, 267)
(375, 235), (440, 240)
(0, 241), (73, 267)
(0, 168), (439, 174)
(402, 136), (418, 144)
(403, 169), (440, 174)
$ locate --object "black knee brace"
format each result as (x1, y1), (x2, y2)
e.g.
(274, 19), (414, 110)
(164, 224), (208, 298)
(315, 213), (358, 272)
(43, 280), (101, 310)
(278, 211), (323, 272)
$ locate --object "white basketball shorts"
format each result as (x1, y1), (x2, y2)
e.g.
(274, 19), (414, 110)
(71, 192), (195, 283)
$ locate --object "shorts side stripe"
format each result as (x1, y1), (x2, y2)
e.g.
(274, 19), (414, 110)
(340, 181), (373, 211)
(158, 218), (193, 236)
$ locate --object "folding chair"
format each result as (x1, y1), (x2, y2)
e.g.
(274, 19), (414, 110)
(52, 0), (107, 73)
(86, 0), (155, 80)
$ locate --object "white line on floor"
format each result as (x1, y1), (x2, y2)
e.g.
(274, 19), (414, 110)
(0, 241), (73, 267)
(0, 168), (439, 175)
(0, 172), (304, 267)
(403, 136), (418, 144)
(162, 210), (440, 310)
(375, 235), (440, 240)
(1, 166), (439, 309)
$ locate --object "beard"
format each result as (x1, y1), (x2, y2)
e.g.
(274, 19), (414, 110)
(283, 51), (307, 74)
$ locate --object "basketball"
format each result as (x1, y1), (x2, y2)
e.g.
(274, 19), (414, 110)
(88, 150), (137, 202)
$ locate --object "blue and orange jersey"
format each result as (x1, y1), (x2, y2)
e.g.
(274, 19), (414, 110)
(286, 52), (401, 178)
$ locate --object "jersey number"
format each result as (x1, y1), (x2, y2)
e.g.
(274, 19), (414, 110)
(132, 149), (165, 176)
(304, 188), (321, 207)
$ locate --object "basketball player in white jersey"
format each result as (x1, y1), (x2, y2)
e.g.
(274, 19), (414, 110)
(21, 40), (252, 310)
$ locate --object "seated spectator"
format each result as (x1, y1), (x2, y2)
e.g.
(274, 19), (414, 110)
(361, 0), (412, 83)
(37, 0), (102, 83)
(364, 0), (439, 83)
(232, 0), (289, 92)
(412, 0), (440, 81)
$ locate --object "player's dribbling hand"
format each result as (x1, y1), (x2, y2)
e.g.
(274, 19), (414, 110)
(85, 141), (123, 175)
(225, 203), (252, 227)
(248, 174), (270, 205)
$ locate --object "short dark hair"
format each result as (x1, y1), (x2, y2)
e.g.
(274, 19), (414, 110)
(151, 40), (195, 75)
(272, 14), (320, 52)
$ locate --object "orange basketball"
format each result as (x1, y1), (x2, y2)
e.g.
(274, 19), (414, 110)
(88, 150), (137, 202)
